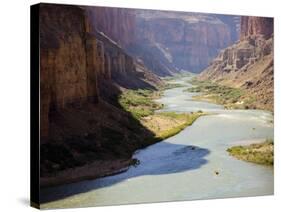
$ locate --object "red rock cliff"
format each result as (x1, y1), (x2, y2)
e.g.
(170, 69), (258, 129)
(40, 4), (160, 138)
(129, 11), (239, 73)
(240, 16), (273, 39)
(199, 16), (274, 111)
(81, 8), (239, 75)
(40, 5), (98, 137)
(86, 7), (136, 48)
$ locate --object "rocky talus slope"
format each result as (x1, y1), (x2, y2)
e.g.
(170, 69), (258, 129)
(199, 17), (273, 111)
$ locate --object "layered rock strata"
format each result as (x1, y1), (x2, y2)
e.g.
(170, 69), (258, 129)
(127, 11), (240, 74)
(199, 17), (273, 110)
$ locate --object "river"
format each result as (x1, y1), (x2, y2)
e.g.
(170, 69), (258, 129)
(41, 76), (274, 209)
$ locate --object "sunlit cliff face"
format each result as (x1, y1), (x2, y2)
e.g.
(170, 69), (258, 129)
(131, 10), (240, 73)
(85, 8), (240, 74)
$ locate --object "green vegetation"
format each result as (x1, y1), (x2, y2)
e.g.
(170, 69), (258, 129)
(119, 89), (204, 143)
(185, 78), (254, 109)
(227, 139), (274, 166)
(161, 72), (194, 81)
(152, 111), (204, 141)
(118, 89), (163, 119)
(161, 83), (185, 90)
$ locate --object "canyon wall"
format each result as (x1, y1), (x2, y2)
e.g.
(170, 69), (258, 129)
(83, 8), (239, 75)
(86, 7), (136, 47)
(240, 16), (273, 40)
(127, 11), (240, 74)
(40, 4), (93, 137)
(40, 4), (160, 138)
(199, 16), (274, 110)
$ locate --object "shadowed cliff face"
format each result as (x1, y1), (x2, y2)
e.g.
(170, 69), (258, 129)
(40, 5), (95, 137)
(39, 4), (165, 178)
(199, 16), (274, 111)
(40, 4), (161, 138)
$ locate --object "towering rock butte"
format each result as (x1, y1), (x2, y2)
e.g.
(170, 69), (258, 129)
(199, 16), (274, 111)
(40, 4), (161, 138)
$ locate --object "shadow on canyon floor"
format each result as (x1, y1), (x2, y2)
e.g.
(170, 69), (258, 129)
(40, 77), (159, 172)
(39, 74), (211, 204)
(40, 143), (210, 203)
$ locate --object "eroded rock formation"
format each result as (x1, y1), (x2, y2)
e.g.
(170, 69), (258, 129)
(199, 16), (274, 111)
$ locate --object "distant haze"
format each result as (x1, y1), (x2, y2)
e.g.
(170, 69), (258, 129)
(87, 7), (240, 74)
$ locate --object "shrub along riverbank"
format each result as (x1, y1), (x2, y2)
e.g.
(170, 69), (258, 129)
(227, 139), (274, 166)
(185, 78), (256, 109)
(141, 111), (204, 142)
(119, 88), (204, 142)
(185, 78), (274, 166)
(118, 89), (163, 119)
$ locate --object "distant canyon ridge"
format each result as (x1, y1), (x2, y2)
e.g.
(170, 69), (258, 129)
(87, 7), (240, 75)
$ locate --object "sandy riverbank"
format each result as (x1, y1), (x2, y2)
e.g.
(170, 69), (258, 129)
(41, 159), (133, 188)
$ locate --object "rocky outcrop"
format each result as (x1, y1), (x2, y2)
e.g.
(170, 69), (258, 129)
(199, 17), (274, 111)
(40, 4), (160, 138)
(127, 11), (240, 74)
(240, 16), (273, 40)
